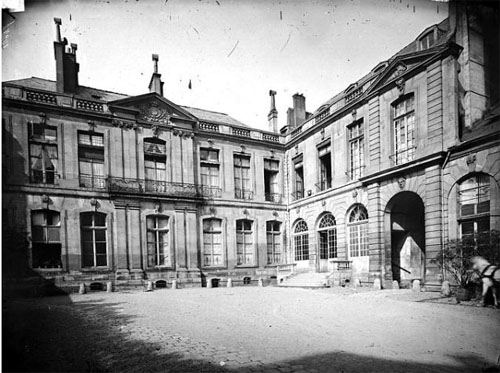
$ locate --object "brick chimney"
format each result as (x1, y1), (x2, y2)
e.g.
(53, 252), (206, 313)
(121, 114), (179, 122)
(149, 54), (164, 96)
(268, 90), (278, 133)
(53, 18), (79, 94)
(286, 93), (307, 128)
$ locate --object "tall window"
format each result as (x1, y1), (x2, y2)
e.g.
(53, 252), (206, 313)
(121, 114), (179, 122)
(81, 212), (107, 267)
(458, 174), (490, 250)
(293, 219), (309, 261)
(144, 138), (167, 192)
(294, 160), (304, 200)
(31, 210), (61, 268)
(146, 215), (170, 267)
(234, 154), (252, 199)
(348, 120), (364, 180)
(29, 122), (58, 184)
(200, 148), (220, 187)
(203, 218), (223, 267)
(393, 94), (415, 164)
(264, 159), (280, 202)
(318, 213), (337, 259)
(347, 205), (369, 257)
(236, 219), (254, 265)
(266, 221), (281, 265)
(318, 143), (332, 191)
(78, 132), (105, 188)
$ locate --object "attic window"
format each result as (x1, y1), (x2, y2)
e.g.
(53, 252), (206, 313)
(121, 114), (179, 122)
(372, 62), (388, 75)
(419, 30), (435, 50)
(91, 94), (102, 100)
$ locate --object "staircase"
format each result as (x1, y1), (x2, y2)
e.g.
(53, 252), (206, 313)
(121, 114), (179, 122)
(279, 272), (329, 288)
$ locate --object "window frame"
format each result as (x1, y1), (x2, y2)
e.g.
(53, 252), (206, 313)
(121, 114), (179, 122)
(293, 219), (309, 261)
(392, 94), (416, 165)
(80, 211), (108, 268)
(266, 221), (282, 265)
(236, 219), (255, 266)
(78, 131), (105, 189)
(347, 119), (364, 180)
(146, 215), (171, 268)
(28, 122), (58, 184)
(233, 153), (252, 199)
(31, 209), (62, 269)
(202, 218), (224, 268)
(200, 147), (220, 188)
(347, 205), (369, 258)
(318, 213), (337, 260)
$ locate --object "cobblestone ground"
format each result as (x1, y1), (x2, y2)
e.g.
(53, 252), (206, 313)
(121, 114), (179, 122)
(3, 286), (500, 373)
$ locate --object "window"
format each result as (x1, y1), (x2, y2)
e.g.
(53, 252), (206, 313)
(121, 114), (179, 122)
(29, 123), (58, 184)
(266, 221), (281, 265)
(348, 120), (364, 180)
(317, 144), (332, 191)
(347, 205), (368, 257)
(81, 212), (107, 267)
(146, 215), (171, 267)
(236, 219), (254, 265)
(393, 95), (415, 164)
(31, 210), (61, 268)
(264, 159), (280, 202)
(78, 132), (105, 188)
(293, 160), (304, 200)
(144, 138), (167, 192)
(318, 213), (337, 259)
(458, 174), (490, 250)
(200, 148), (220, 187)
(293, 219), (309, 261)
(203, 218), (223, 266)
(234, 154), (252, 199)
(419, 30), (435, 50)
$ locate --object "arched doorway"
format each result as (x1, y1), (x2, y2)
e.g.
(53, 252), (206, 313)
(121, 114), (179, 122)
(385, 192), (425, 284)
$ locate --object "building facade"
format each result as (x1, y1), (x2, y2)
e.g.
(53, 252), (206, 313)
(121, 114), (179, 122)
(3, 1), (499, 291)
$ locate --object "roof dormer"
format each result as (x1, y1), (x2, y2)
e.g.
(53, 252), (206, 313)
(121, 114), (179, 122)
(417, 25), (438, 51)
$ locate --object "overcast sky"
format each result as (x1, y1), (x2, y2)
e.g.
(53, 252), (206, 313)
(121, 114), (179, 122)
(2, 0), (447, 131)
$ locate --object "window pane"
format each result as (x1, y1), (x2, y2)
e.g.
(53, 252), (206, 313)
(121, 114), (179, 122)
(94, 229), (106, 242)
(81, 213), (93, 227)
(94, 213), (106, 226)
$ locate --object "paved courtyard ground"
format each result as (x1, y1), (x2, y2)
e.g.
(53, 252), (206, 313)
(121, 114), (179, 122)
(3, 286), (500, 373)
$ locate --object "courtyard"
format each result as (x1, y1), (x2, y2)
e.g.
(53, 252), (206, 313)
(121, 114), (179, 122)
(3, 286), (500, 373)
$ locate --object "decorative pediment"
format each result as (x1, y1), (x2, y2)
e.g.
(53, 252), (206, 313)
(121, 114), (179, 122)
(109, 93), (197, 125)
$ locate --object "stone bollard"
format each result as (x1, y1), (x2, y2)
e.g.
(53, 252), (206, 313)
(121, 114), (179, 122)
(207, 279), (212, 288)
(226, 278), (232, 288)
(412, 279), (421, 292)
(78, 283), (86, 294)
(373, 278), (382, 290)
(441, 281), (451, 297)
(258, 278), (264, 287)
(392, 280), (399, 290)
(145, 281), (153, 292)
(353, 278), (361, 288)
(106, 281), (113, 293)
(171, 279), (177, 290)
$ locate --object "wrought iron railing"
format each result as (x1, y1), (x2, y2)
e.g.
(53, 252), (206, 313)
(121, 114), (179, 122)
(389, 146), (416, 165)
(79, 175), (107, 189)
(198, 185), (223, 198)
(291, 190), (304, 201)
(315, 179), (332, 192)
(234, 188), (254, 200)
(265, 193), (282, 203)
(267, 253), (282, 265)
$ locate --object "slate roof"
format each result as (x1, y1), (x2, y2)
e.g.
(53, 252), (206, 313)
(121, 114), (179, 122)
(181, 106), (248, 128)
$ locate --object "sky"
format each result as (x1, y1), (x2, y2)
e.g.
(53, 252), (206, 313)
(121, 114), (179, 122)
(2, 0), (447, 131)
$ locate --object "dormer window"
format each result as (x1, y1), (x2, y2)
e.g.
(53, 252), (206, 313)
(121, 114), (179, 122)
(419, 30), (435, 50)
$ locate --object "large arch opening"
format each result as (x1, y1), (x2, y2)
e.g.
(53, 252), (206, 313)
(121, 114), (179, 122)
(385, 192), (425, 284)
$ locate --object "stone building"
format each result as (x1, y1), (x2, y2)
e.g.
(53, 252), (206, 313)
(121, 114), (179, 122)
(2, 1), (499, 291)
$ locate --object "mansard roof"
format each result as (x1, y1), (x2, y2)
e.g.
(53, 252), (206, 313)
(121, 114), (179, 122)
(3, 77), (250, 128)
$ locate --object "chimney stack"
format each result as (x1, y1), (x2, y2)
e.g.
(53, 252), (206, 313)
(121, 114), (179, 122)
(149, 54), (164, 96)
(268, 90), (278, 133)
(286, 93), (307, 128)
(53, 18), (79, 94)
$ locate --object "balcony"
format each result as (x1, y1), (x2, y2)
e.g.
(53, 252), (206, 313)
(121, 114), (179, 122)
(235, 188), (254, 200)
(389, 147), (416, 165)
(291, 191), (304, 201)
(198, 185), (223, 198)
(199, 122), (219, 132)
(315, 179), (332, 192)
(265, 193), (282, 203)
(79, 175), (107, 190)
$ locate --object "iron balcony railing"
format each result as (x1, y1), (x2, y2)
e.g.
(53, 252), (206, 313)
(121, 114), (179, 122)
(108, 177), (222, 198)
(234, 188), (254, 200)
(315, 179), (332, 192)
(79, 175), (107, 189)
(291, 190), (304, 201)
(265, 193), (282, 203)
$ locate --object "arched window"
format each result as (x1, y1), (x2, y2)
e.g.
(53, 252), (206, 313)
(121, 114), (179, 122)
(81, 212), (107, 267)
(236, 219), (254, 265)
(31, 210), (61, 268)
(318, 213), (337, 259)
(146, 215), (170, 267)
(293, 219), (309, 261)
(266, 221), (281, 264)
(458, 174), (490, 250)
(203, 218), (222, 267)
(347, 205), (368, 257)
(144, 138), (166, 192)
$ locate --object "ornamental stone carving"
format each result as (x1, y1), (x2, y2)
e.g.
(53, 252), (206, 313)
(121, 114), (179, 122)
(112, 119), (137, 130)
(139, 101), (171, 124)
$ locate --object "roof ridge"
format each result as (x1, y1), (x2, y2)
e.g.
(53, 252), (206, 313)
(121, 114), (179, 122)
(181, 105), (229, 116)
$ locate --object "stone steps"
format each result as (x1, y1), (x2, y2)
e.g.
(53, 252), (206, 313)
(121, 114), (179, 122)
(279, 272), (330, 288)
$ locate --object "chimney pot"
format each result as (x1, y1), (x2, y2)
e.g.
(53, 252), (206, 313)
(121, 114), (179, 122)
(54, 18), (62, 42)
(268, 90), (278, 133)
